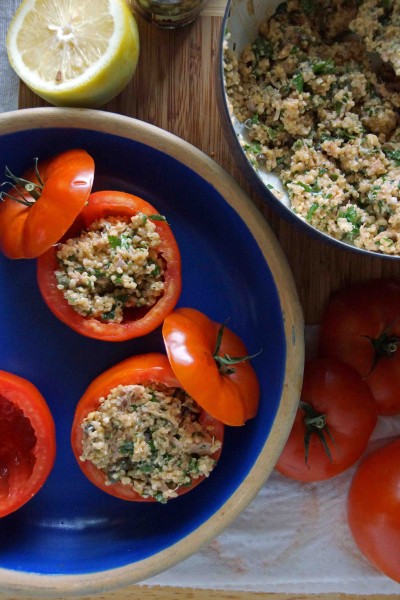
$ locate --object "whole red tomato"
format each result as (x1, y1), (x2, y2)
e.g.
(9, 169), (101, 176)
(319, 279), (400, 415)
(162, 308), (260, 426)
(0, 149), (94, 259)
(275, 358), (377, 482)
(0, 370), (56, 517)
(37, 191), (182, 342)
(71, 353), (224, 502)
(348, 438), (400, 583)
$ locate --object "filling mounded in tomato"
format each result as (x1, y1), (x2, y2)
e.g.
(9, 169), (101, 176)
(55, 214), (165, 324)
(80, 383), (222, 503)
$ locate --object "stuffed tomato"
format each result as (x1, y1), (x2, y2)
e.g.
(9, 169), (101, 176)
(37, 191), (182, 342)
(71, 353), (224, 503)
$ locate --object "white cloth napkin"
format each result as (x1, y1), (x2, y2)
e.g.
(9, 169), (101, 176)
(145, 424), (400, 594)
(0, 1), (20, 113)
(1, 5), (400, 592)
(144, 327), (400, 593)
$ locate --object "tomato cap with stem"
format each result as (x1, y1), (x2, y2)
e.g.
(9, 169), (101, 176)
(0, 149), (94, 259)
(162, 307), (260, 426)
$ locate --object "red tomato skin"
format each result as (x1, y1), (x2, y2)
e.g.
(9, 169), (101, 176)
(319, 279), (400, 415)
(275, 359), (377, 482)
(71, 353), (224, 502)
(162, 308), (260, 426)
(0, 370), (56, 517)
(36, 191), (182, 342)
(348, 439), (400, 583)
(0, 149), (94, 259)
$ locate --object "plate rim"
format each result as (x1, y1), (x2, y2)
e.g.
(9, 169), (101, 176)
(0, 107), (304, 596)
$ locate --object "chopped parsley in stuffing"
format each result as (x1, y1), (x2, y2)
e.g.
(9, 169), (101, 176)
(55, 214), (165, 322)
(80, 384), (221, 503)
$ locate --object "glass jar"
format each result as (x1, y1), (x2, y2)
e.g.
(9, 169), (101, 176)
(130, 0), (206, 28)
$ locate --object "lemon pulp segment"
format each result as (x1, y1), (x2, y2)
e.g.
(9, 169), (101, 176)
(17, 1), (115, 84)
(7, 0), (140, 107)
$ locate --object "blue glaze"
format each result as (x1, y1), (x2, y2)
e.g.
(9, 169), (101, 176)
(0, 128), (286, 575)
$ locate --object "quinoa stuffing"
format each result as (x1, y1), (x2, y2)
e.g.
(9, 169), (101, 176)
(224, 0), (400, 254)
(55, 213), (165, 322)
(80, 383), (221, 503)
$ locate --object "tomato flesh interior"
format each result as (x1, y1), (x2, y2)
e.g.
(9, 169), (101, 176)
(0, 395), (37, 497)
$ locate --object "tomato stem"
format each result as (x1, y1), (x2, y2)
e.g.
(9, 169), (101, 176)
(300, 401), (334, 465)
(363, 318), (400, 377)
(34, 157), (45, 188)
(213, 321), (227, 356)
(0, 161), (44, 206)
(213, 322), (261, 375)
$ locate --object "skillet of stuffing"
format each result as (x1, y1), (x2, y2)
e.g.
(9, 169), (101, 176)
(224, 0), (400, 254)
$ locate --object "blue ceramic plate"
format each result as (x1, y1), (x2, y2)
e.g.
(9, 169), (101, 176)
(0, 108), (303, 596)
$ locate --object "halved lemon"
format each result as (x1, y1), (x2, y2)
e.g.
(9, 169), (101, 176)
(6, 0), (140, 108)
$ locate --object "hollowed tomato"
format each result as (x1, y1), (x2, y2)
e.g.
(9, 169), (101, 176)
(0, 370), (56, 517)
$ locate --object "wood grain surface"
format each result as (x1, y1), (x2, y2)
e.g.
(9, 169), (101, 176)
(94, 592), (393, 600)
(0, 585), (395, 600)
(14, 0), (400, 598)
(0, 585), (399, 600)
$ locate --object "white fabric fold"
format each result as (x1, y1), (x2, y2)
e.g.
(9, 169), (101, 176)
(144, 423), (400, 593)
(144, 327), (400, 593)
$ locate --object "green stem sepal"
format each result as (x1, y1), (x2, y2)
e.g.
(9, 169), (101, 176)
(0, 159), (44, 206)
(213, 322), (262, 375)
(363, 318), (400, 377)
(300, 400), (335, 465)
